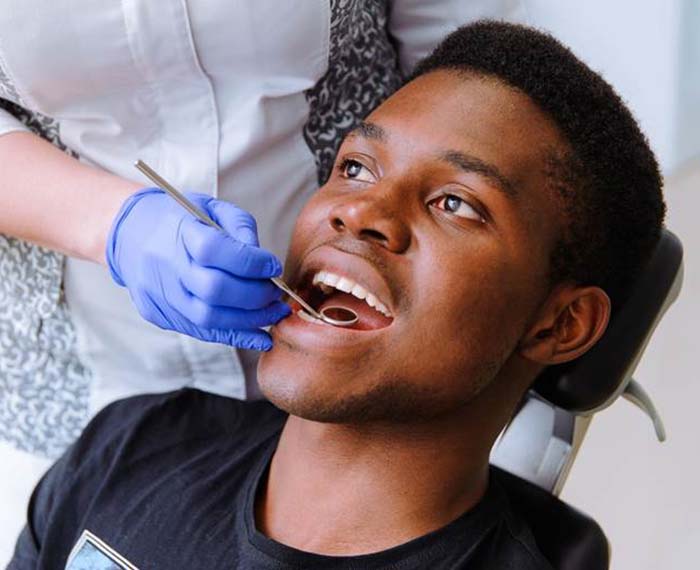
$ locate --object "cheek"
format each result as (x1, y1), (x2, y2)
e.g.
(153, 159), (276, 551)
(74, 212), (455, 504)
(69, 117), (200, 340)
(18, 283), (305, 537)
(284, 195), (329, 267)
(409, 245), (530, 362)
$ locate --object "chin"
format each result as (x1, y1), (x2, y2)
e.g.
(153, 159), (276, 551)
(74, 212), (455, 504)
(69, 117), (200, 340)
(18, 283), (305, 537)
(257, 336), (370, 422)
(259, 351), (467, 425)
(257, 357), (367, 423)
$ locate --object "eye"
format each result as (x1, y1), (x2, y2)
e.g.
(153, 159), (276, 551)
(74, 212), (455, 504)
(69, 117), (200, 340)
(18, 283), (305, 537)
(433, 194), (485, 223)
(338, 158), (376, 183)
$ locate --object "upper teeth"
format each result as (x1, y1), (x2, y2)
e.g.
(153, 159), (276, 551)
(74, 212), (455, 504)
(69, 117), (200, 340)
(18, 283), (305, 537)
(311, 271), (392, 317)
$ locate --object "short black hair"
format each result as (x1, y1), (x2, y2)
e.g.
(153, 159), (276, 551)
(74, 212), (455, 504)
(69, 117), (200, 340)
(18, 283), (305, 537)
(412, 21), (665, 310)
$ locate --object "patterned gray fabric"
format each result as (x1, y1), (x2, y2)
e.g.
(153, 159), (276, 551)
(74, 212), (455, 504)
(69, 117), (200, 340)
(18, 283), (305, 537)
(304, 0), (403, 184)
(0, 63), (22, 105)
(0, 98), (90, 459)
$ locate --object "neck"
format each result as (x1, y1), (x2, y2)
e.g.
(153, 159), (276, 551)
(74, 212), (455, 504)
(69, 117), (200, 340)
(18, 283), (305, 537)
(256, 399), (503, 556)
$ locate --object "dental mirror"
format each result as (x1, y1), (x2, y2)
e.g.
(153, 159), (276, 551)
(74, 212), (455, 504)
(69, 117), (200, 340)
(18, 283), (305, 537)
(134, 160), (359, 328)
(267, 276), (358, 327)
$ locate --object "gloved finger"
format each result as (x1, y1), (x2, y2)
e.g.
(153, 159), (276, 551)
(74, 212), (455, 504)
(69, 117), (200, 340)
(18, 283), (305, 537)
(180, 216), (282, 279)
(198, 327), (274, 351)
(205, 200), (260, 246)
(171, 283), (291, 330)
(135, 289), (276, 351)
(179, 262), (282, 309)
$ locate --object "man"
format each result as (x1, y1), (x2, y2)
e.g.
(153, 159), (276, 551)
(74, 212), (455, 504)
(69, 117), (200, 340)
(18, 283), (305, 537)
(9, 21), (664, 569)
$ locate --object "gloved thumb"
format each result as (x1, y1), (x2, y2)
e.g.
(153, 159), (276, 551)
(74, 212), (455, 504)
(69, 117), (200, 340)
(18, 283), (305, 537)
(201, 327), (274, 351)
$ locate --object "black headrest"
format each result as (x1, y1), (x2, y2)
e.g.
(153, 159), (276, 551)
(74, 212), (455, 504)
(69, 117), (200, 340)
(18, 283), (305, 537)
(533, 229), (683, 413)
(493, 466), (609, 570)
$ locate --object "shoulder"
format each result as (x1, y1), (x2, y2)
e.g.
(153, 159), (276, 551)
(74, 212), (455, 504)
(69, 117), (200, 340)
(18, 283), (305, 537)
(49, 389), (285, 495)
(75, 388), (286, 461)
(49, 391), (284, 521)
(9, 390), (286, 565)
(483, 480), (555, 570)
(424, 470), (554, 569)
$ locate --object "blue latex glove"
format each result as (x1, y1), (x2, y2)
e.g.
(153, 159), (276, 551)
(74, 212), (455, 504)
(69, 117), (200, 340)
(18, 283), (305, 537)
(106, 188), (291, 351)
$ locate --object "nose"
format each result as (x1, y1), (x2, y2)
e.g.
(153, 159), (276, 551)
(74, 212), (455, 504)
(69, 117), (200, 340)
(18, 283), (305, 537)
(328, 192), (411, 253)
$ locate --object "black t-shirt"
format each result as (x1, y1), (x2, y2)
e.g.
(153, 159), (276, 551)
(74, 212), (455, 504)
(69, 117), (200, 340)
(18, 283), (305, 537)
(9, 389), (553, 569)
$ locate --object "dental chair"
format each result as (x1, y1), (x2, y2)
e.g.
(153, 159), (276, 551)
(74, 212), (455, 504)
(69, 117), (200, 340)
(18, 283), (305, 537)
(489, 228), (684, 570)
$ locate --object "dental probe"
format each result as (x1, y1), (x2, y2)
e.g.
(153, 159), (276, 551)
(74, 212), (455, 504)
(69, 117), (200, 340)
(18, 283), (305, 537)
(134, 160), (358, 328)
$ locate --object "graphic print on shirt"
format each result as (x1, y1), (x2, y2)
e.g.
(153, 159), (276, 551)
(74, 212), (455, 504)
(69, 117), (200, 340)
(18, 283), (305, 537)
(66, 530), (139, 570)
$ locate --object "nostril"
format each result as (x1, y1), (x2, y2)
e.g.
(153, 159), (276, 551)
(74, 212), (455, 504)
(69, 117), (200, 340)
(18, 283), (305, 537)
(331, 217), (345, 231)
(360, 228), (387, 243)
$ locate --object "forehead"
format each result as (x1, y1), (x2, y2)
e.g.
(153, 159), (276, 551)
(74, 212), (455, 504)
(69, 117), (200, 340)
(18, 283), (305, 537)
(353, 70), (567, 189)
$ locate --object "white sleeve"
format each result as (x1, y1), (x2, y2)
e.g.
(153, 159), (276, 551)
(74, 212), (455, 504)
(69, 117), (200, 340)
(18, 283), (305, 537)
(388, 0), (529, 76)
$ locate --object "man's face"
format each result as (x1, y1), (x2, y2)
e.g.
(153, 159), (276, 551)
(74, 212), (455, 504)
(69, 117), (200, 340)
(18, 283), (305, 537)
(259, 70), (567, 423)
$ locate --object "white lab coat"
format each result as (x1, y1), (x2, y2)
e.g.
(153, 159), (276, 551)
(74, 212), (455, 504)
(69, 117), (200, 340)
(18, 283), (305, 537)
(0, 0), (526, 562)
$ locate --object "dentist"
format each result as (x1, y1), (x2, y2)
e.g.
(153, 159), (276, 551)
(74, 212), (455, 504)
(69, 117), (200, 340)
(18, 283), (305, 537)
(0, 0), (525, 563)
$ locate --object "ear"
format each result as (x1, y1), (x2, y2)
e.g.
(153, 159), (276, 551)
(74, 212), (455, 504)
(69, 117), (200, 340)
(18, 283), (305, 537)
(518, 284), (611, 365)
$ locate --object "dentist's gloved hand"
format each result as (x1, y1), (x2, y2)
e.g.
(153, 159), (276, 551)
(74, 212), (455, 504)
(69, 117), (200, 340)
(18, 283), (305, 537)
(106, 188), (291, 351)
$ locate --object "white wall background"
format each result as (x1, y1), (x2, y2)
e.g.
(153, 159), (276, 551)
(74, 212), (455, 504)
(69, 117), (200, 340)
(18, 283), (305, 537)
(523, 2), (700, 569)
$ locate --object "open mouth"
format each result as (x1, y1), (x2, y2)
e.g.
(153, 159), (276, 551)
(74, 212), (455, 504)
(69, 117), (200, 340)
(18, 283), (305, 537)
(293, 270), (395, 331)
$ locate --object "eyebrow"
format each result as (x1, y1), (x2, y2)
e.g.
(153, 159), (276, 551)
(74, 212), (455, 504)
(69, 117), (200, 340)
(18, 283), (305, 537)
(439, 150), (518, 199)
(346, 120), (388, 143)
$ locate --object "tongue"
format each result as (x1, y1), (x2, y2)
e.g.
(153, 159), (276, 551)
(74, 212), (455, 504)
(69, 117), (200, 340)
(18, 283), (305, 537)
(319, 291), (393, 330)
